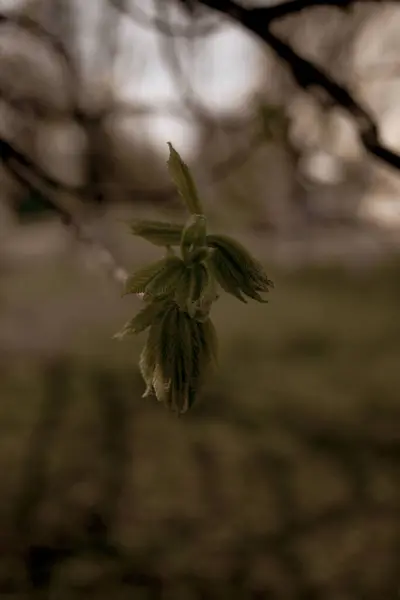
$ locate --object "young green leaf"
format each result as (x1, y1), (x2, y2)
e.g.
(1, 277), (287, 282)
(187, 247), (213, 264)
(152, 304), (187, 408)
(170, 311), (194, 413)
(123, 259), (168, 296)
(209, 248), (248, 303)
(207, 234), (274, 292)
(145, 256), (186, 299)
(166, 311), (215, 414)
(184, 317), (218, 410)
(115, 142), (275, 415)
(128, 219), (183, 247)
(180, 214), (207, 262)
(174, 266), (192, 312)
(188, 262), (211, 317)
(143, 313), (170, 400)
(154, 304), (180, 382)
(113, 298), (168, 339)
(183, 251), (219, 319)
(139, 338), (156, 397)
(167, 142), (203, 215)
(207, 234), (273, 302)
(153, 362), (170, 405)
(197, 264), (219, 315)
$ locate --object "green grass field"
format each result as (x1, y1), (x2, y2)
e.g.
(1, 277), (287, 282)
(0, 259), (399, 598)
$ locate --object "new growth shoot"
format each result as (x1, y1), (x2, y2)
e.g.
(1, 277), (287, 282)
(115, 143), (274, 414)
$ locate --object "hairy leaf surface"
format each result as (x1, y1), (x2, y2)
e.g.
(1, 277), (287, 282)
(129, 219), (184, 246)
(123, 259), (169, 296)
(167, 142), (203, 215)
(114, 298), (168, 339)
(146, 256), (186, 299)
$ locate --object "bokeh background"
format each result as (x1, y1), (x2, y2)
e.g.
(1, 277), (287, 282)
(0, 1), (399, 598)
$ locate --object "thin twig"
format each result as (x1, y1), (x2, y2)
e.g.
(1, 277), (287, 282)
(196, 0), (400, 172)
(0, 138), (128, 287)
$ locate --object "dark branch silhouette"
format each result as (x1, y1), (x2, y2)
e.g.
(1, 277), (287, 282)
(196, 0), (400, 172)
(197, 0), (396, 21)
(1, 0), (400, 265)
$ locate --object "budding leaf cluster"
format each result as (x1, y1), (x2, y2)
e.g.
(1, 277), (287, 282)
(115, 143), (274, 414)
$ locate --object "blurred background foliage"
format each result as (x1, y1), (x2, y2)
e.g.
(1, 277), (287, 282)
(0, 0), (399, 598)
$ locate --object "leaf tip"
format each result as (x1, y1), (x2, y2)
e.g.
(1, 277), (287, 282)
(166, 141), (175, 156)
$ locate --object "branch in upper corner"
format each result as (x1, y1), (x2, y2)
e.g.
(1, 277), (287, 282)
(197, 0), (396, 22)
(196, 0), (400, 172)
(238, 0), (392, 22)
(256, 28), (400, 171)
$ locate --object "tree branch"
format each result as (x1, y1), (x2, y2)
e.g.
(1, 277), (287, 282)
(197, 0), (394, 22)
(0, 10), (131, 286)
(197, 0), (400, 172)
(238, 0), (392, 22)
(0, 138), (128, 285)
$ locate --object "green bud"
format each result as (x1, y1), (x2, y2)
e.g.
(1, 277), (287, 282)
(153, 308), (217, 414)
(185, 247), (212, 265)
(187, 263), (207, 317)
(180, 214), (207, 262)
(115, 142), (274, 416)
(167, 142), (203, 215)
